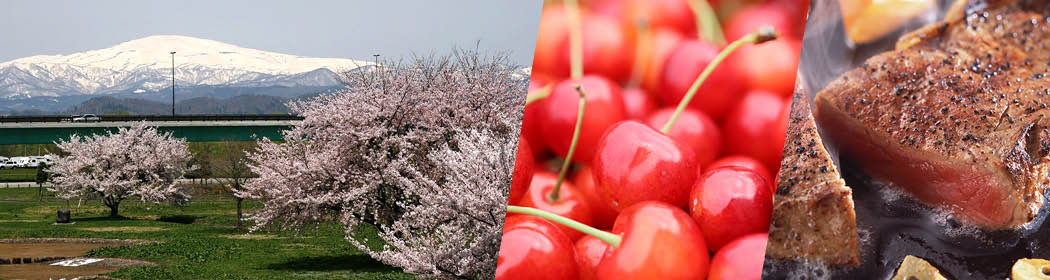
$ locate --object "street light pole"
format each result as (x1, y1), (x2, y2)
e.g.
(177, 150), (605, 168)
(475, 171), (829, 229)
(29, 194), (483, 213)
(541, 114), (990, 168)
(373, 54), (383, 92)
(170, 51), (176, 116)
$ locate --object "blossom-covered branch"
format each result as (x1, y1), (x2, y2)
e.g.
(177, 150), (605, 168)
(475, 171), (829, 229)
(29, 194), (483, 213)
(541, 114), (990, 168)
(237, 48), (525, 279)
(49, 122), (193, 217)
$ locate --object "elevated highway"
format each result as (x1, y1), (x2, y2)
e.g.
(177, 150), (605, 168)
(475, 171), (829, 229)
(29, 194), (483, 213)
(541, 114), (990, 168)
(0, 115), (301, 144)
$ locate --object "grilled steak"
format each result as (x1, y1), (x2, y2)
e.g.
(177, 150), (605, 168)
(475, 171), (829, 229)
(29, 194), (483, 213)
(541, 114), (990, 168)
(815, 0), (1050, 229)
(767, 92), (860, 266)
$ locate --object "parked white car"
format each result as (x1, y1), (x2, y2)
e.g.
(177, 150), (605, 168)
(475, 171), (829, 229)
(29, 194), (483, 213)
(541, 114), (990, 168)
(10, 157), (39, 168)
(31, 156), (53, 166)
(72, 114), (100, 122)
(0, 160), (15, 169)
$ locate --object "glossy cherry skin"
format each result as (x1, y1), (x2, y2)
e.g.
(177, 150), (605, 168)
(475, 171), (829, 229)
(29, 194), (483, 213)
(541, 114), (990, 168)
(595, 201), (710, 280)
(721, 91), (789, 171)
(708, 233), (769, 280)
(559, 13), (634, 83)
(591, 0), (695, 37)
(639, 28), (684, 95)
(732, 39), (802, 97)
(523, 77), (552, 156)
(593, 121), (699, 211)
(660, 40), (742, 119)
(519, 171), (594, 241)
(532, 5), (571, 79)
(621, 87), (658, 121)
(724, 4), (800, 40)
(705, 155), (774, 193)
(509, 137), (535, 205)
(572, 166), (619, 229)
(771, 98), (792, 176)
(646, 107), (722, 166)
(542, 75), (626, 164)
(575, 235), (610, 280)
(617, 0), (696, 37)
(689, 166), (773, 252)
(496, 215), (579, 280)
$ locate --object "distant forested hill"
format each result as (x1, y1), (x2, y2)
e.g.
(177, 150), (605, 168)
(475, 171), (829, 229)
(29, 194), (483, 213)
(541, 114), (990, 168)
(65, 95), (294, 115)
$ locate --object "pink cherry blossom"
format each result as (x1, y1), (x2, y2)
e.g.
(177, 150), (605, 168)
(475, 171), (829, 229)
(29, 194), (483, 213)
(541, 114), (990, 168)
(49, 122), (193, 217)
(238, 49), (525, 278)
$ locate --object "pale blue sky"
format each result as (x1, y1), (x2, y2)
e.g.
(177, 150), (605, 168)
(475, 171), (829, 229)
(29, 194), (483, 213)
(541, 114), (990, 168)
(0, 1), (543, 65)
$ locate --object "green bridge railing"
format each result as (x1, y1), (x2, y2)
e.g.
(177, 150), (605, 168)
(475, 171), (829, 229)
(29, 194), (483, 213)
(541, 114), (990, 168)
(0, 125), (292, 145)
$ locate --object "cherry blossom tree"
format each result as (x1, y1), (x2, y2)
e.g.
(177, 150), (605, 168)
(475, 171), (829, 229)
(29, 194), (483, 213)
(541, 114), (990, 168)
(353, 128), (516, 277)
(49, 122), (193, 217)
(237, 48), (525, 278)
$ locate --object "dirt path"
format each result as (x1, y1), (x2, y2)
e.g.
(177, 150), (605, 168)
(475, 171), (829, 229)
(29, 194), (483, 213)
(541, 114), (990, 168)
(0, 238), (156, 279)
(0, 258), (154, 280)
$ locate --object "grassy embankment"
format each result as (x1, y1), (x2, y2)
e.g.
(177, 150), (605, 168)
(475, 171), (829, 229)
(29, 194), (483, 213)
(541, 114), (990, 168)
(0, 187), (413, 280)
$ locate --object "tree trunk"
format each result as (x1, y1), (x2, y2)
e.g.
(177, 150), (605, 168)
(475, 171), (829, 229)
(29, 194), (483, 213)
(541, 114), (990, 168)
(236, 198), (243, 229)
(104, 198), (120, 218)
(38, 184), (42, 203)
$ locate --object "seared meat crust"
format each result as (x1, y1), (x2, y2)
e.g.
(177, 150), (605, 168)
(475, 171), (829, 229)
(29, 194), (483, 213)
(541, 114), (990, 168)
(768, 92), (860, 266)
(815, 0), (1050, 229)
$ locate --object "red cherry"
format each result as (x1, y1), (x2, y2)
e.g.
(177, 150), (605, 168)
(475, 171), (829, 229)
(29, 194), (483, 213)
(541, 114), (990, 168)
(772, 97), (792, 173)
(617, 0), (696, 37)
(496, 215), (579, 280)
(689, 166), (773, 251)
(523, 78), (552, 156)
(509, 137), (535, 205)
(732, 39), (801, 96)
(572, 166), (618, 229)
(542, 76), (626, 164)
(560, 14), (634, 82)
(645, 107), (722, 166)
(768, 0), (812, 30)
(519, 172), (594, 241)
(639, 28), (685, 95)
(705, 155), (774, 193)
(575, 235), (610, 280)
(660, 40), (742, 119)
(725, 4), (799, 40)
(721, 91), (788, 171)
(532, 5), (571, 79)
(621, 87), (658, 120)
(708, 233), (769, 280)
(593, 121), (698, 210)
(594, 201), (710, 279)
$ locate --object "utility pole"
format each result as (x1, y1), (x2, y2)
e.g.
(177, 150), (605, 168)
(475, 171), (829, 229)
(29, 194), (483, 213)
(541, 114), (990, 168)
(170, 51), (177, 116)
(373, 54), (383, 91)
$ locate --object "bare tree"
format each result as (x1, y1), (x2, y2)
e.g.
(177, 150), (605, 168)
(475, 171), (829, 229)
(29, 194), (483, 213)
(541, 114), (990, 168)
(214, 141), (256, 229)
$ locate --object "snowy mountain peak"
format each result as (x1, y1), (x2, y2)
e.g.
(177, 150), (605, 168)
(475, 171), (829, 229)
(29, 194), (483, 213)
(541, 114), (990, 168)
(0, 35), (371, 99)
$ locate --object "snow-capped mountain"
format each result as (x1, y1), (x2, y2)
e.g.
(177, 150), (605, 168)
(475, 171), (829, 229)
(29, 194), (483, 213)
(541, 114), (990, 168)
(0, 35), (370, 99)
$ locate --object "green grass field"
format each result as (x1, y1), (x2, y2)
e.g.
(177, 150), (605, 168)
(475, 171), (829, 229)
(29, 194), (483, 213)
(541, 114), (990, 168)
(0, 188), (414, 280)
(0, 168), (37, 182)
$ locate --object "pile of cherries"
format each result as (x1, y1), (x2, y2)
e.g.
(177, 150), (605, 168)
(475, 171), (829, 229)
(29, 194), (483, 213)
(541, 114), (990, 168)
(498, 0), (807, 279)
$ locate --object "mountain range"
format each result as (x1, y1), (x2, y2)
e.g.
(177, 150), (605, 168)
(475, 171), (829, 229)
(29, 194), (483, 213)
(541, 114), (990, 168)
(0, 35), (370, 113)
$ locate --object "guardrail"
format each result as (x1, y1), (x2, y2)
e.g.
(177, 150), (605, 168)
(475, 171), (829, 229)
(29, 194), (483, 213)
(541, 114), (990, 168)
(0, 115), (304, 123)
(0, 182), (46, 188)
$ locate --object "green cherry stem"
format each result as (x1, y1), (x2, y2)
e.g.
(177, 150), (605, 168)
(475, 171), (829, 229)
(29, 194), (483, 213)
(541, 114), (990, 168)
(689, 0), (726, 46)
(660, 26), (778, 134)
(525, 84), (553, 106)
(565, 0), (585, 79)
(549, 84), (586, 202)
(508, 205), (622, 247)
